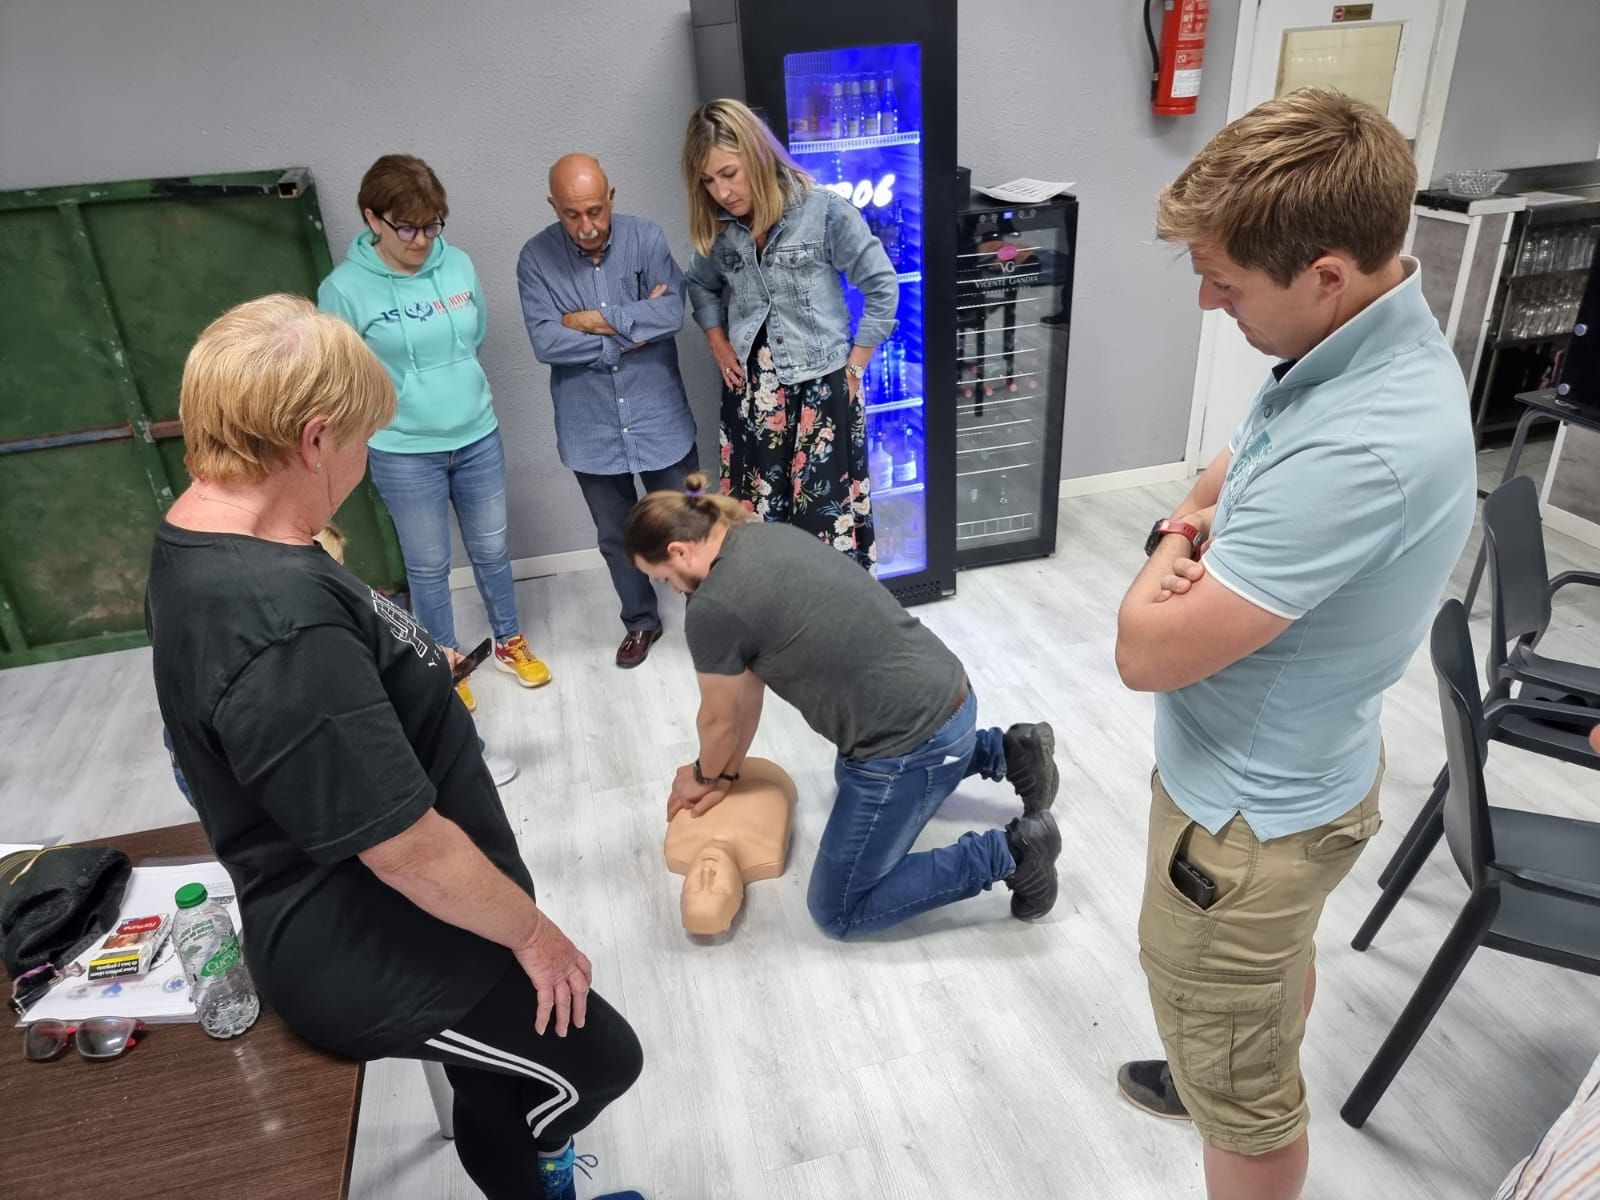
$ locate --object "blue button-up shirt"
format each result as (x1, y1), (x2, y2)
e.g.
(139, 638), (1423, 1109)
(516, 213), (697, 475)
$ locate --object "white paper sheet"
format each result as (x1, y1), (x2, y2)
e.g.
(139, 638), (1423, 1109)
(21, 861), (241, 1026)
(972, 177), (1077, 204)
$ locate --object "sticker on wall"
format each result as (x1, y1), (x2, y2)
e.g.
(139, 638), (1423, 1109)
(1332, 4), (1375, 20)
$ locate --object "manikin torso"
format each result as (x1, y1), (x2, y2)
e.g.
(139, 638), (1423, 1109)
(664, 757), (797, 935)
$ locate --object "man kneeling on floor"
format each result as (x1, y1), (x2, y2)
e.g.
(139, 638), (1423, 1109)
(626, 471), (1063, 937)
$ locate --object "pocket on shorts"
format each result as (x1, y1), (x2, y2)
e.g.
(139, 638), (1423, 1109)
(1159, 962), (1285, 1102)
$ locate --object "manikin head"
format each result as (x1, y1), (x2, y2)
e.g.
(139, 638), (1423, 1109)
(680, 843), (746, 935)
(547, 153), (615, 256)
(626, 470), (750, 596)
(1156, 88), (1414, 363)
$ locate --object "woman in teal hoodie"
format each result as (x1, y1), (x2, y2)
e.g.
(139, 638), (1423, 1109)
(318, 154), (551, 702)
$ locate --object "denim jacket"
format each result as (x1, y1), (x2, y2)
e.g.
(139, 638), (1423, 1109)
(685, 185), (899, 384)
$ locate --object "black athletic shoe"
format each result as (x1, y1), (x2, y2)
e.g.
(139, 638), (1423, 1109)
(1003, 810), (1061, 921)
(1002, 722), (1058, 815)
(1116, 1060), (1191, 1122)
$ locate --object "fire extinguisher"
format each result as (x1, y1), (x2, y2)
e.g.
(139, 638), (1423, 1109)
(1146, 0), (1210, 116)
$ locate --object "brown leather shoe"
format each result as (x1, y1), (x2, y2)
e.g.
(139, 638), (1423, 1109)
(616, 627), (663, 669)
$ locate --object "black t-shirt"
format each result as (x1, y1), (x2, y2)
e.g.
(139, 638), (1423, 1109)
(145, 524), (531, 1059)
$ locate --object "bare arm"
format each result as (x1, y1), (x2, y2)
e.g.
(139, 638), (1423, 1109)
(668, 671), (757, 819)
(1171, 446), (1232, 520)
(359, 809), (592, 1035)
(1115, 534), (1291, 692)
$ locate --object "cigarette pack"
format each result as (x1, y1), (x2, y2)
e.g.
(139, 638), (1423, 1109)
(86, 913), (172, 981)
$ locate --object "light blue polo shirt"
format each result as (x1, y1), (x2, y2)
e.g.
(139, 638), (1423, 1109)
(1155, 259), (1477, 841)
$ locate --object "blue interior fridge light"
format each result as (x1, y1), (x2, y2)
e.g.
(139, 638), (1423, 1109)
(783, 42), (926, 579)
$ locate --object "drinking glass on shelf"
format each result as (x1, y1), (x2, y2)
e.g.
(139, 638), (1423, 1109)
(1534, 232), (1555, 275)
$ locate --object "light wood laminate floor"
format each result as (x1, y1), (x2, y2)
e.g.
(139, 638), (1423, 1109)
(3, 453), (1595, 1200)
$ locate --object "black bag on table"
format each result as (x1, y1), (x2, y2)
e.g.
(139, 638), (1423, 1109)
(0, 845), (131, 979)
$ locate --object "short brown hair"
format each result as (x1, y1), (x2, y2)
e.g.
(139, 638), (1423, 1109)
(681, 99), (811, 256)
(181, 294), (395, 483)
(356, 154), (449, 223)
(1156, 89), (1415, 285)
(625, 470), (750, 562)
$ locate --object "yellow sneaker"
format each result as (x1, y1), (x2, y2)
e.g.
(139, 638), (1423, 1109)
(493, 636), (552, 688)
(454, 676), (476, 712)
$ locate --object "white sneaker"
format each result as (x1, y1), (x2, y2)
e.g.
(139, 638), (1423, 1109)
(483, 750), (518, 787)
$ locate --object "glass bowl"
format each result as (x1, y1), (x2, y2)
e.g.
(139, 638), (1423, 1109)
(1444, 169), (1508, 199)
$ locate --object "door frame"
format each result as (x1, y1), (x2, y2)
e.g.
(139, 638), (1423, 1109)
(1181, 0), (1472, 472)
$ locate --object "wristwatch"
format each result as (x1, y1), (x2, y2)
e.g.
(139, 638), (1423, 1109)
(693, 759), (740, 786)
(844, 363), (866, 380)
(1144, 518), (1201, 557)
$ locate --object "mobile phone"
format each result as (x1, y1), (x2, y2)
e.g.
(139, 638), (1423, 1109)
(452, 637), (492, 681)
(1170, 856), (1218, 910)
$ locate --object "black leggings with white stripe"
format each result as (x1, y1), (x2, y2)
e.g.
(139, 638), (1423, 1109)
(405, 965), (643, 1198)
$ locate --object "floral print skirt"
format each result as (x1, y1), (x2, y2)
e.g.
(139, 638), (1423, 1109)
(719, 324), (875, 570)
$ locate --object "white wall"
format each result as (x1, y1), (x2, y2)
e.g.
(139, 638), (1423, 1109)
(1429, 0), (1600, 182)
(1, 0), (1238, 560)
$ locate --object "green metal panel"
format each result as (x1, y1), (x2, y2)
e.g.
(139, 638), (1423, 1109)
(0, 169), (406, 669)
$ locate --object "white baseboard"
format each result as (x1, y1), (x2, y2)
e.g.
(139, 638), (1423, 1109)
(449, 547), (604, 590)
(1058, 461), (1192, 498)
(1540, 503), (1600, 552)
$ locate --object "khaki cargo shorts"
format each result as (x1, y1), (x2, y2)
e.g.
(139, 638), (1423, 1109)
(1137, 760), (1383, 1155)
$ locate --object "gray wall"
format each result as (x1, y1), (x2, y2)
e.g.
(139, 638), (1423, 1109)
(1, 0), (1237, 562)
(1430, 0), (1600, 183)
(959, 0), (1240, 478)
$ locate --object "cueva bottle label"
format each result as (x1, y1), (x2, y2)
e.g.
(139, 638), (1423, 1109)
(201, 936), (242, 978)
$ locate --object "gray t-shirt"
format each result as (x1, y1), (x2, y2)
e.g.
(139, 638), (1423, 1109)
(686, 522), (966, 760)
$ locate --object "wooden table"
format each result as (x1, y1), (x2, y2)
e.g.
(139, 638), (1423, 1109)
(0, 823), (364, 1199)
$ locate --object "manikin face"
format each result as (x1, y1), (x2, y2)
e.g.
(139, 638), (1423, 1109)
(680, 846), (745, 935)
(1189, 241), (1346, 363)
(700, 147), (752, 220)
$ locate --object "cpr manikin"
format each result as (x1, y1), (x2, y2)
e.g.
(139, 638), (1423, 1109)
(663, 757), (796, 935)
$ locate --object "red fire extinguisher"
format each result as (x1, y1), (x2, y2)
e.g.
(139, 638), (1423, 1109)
(1148, 0), (1210, 116)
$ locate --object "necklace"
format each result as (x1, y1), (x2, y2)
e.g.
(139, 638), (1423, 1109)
(196, 491), (262, 518)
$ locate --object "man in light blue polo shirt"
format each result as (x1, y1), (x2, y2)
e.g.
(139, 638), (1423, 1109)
(1112, 91), (1477, 1200)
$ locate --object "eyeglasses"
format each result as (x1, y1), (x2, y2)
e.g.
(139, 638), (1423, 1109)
(379, 215), (445, 242)
(23, 1017), (145, 1062)
(11, 963), (63, 1018)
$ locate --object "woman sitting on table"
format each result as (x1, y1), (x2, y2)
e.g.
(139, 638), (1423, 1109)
(146, 295), (642, 1200)
(681, 98), (898, 570)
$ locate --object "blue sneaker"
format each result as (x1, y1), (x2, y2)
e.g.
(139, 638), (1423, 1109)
(536, 1140), (647, 1200)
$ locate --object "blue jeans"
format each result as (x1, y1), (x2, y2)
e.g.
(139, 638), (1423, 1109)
(806, 688), (1016, 940)
(368, 430), (521, 651)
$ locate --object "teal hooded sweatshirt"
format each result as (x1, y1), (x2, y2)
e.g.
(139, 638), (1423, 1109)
(317, 233), (498, 454)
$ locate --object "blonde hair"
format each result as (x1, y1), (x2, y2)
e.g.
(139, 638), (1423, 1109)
(313, 523), (347, 564)
(180, 294), (396, 484)
(682, 98), (812, 255)
(1156, 88), (1415, 285)
(625, 470), (750, 562)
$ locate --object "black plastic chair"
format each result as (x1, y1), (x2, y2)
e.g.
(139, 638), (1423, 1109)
(1353, 477), (1600, 950)
(1341, 600), (1600, 1128)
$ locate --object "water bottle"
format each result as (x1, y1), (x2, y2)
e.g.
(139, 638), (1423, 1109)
(861, 77), (881, 136)
(879, 75), (899, 134)
(827, 80), (847, 140)
(173, 882), (260, 1039)
(885, 339), (906, 400)
(870, 435), (895, 491)
(893, 421), (920, 486)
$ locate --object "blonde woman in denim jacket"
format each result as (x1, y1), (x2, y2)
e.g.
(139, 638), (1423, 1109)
(682, 99), (898, 570)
